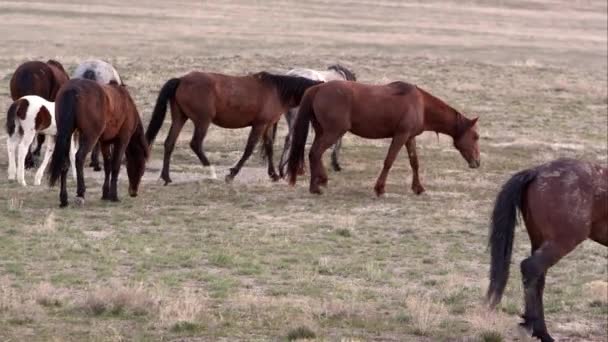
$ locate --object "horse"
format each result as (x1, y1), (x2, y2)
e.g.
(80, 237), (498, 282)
(486, 158), (607, 342)
(277, 64), (357, 177)
(9, 59), (70, 168)
(6, 96), (76, 186)
(287, 80), (480, 195)
(145, 71), (321, 185)
(72, 59), (124, 171)
(48, 79), (148, 208)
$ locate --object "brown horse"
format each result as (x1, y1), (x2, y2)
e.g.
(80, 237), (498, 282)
(487, 158), (607, 342)
(145, 71), (321, 184)
(9, 60), (70, 167)
(49, 79), (148, 207)
(287, 80), (480, 195)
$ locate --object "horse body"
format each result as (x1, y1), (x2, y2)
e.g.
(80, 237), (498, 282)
(9, 60), (70, 168)
(6, 96), (76, 186)
(287, 80), (479, 195)
(49, 79), (148, 207)
(145, 71), (321, 185)
(72, 59), (124, 171)
(278, 64), (357, 176)
(487, 158), (607, 342)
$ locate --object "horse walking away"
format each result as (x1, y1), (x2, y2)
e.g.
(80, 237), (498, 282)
(6, 96), (76, 186)
(49, 79), (149, 207)
(9, 59), (70, 168)
(277, 64), (357, 177)
(145, 71), (321, 185)
(72, 59), (124, 171)
(486, 158), (607, 342)
(287, 80), (480, 195)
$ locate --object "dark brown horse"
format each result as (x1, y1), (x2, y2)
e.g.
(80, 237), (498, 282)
(49, 79), (148, 207)
(487, 158), (607, 342)
(145, 71), (321, 184)
(287, 80), (480, 195)
(10, 60), (70, 167)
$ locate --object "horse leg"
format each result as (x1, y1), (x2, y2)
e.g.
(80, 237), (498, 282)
(100, 143), (112, 200)
(74, 136), (96, 205)
(278, 108), (295, 178)
(161, 109), (187, 185)
(108, 139), (128, 202)
(331, 135), (343, 172)
(405, 137), (425, 194)
(89, 143), (102, 171)
(263, 124), (279, 182)
(16, 131), (36, 186)
(374, 134), (408, 196)
(59, 166), (69, 208)
(520, 241), (577, 342)
(34, 135), (53, 185)
(7, 135), (19, 180)
(308, 132), (341, 194)
(225, 124), (264, 183)
(189, 119), (216, 179)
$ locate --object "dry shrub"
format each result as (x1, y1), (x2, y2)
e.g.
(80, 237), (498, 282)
(404, 293), (448, 336)
(33, 282), (63, 307)
(158, 287), (208, 329)
(583, 280), (607, 305)
(0, 283), (43, 324)
(80, 283), (157, 317)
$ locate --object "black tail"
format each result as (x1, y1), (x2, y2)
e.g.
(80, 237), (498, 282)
(145, 78), (181, 145)
(6, 100), (22, 136)
(82, 69), (96, 81)
(486, 168), (538, 308)
(49, 89), (78, 186)
(287, 87), (318, 185)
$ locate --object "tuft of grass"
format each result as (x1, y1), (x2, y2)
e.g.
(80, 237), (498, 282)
(33, 282), (62, 308)
(335, 228), (352, 237)
(478, 330), (504, 342)
(286, 325), (316, 341)
(80, 283), (156, 317)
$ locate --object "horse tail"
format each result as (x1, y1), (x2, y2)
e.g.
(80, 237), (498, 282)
(145, 78), (181, 145)
(82, 69), (96, 81)
(6, 99), (27, 136)
(287, 87), (318, 185)
(49, 89), (78, 186)
(486, 167), (538, 308)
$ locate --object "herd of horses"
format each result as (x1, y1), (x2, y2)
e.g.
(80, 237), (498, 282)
(4, 59), (607, 342)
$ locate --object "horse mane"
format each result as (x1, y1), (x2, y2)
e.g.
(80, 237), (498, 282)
(328, 64), (357, 81)
(255, 72), (322, 106)
(416, 86), (469, 138)
(46, 59), (66, 73)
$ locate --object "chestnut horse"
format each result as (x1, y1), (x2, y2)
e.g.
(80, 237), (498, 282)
(145, 71), (321, 184)
(487, 158), (607, 342)
(49, 79), (148, 207)
(72, 59), (124, 171)
(287, 80), (480, 195)
(9, 60), (70, 167)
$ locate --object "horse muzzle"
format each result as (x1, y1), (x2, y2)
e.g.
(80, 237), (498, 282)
(469, 159), (481, 169)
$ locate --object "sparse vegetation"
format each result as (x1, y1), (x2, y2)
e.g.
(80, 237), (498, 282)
(0, 0), (606, 341)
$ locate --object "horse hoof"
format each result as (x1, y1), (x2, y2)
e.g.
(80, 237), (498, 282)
(74, 197), (85, 206)
(332, 164), (342, 172)
(161, 175), (172, 186)
(412, 185), (425, 195)
(93, 166), (102, 172)
(59, 201), (68, 208)
(374, 185), (385, 197)
(269, 173), (280, 182)
(309, 187), (322, 195)
(225, 174), (235, 183)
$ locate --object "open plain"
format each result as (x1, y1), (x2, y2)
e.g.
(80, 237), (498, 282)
(0, 0), (606, 341)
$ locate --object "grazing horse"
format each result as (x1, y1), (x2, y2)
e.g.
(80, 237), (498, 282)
(9, 60), (70, 168)
(277, 64), (357, 177)
(6, 96), (76, 186)
(486, 158), (607, 342)
(49, 79), (148, 207)
(145, 71), (321, 185)
(287, 80), (480, 195)
(72, 59), (124, 171)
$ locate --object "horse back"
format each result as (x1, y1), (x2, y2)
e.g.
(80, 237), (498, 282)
(10, 61), (55, 100)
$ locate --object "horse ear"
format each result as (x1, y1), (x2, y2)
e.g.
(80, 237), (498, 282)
(470, 117), (479, 126)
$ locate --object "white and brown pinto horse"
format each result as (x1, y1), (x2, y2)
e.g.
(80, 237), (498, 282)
(6, 96), (76, 186)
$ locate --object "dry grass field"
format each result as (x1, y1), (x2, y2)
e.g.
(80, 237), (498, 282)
(0, 1), (606, 341)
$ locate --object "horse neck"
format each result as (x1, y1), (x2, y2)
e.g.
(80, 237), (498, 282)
(419, 88), (462, 138)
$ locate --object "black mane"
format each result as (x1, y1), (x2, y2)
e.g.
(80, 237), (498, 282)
(255, 72), (322, 107)
(328, 64), (357, 81)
